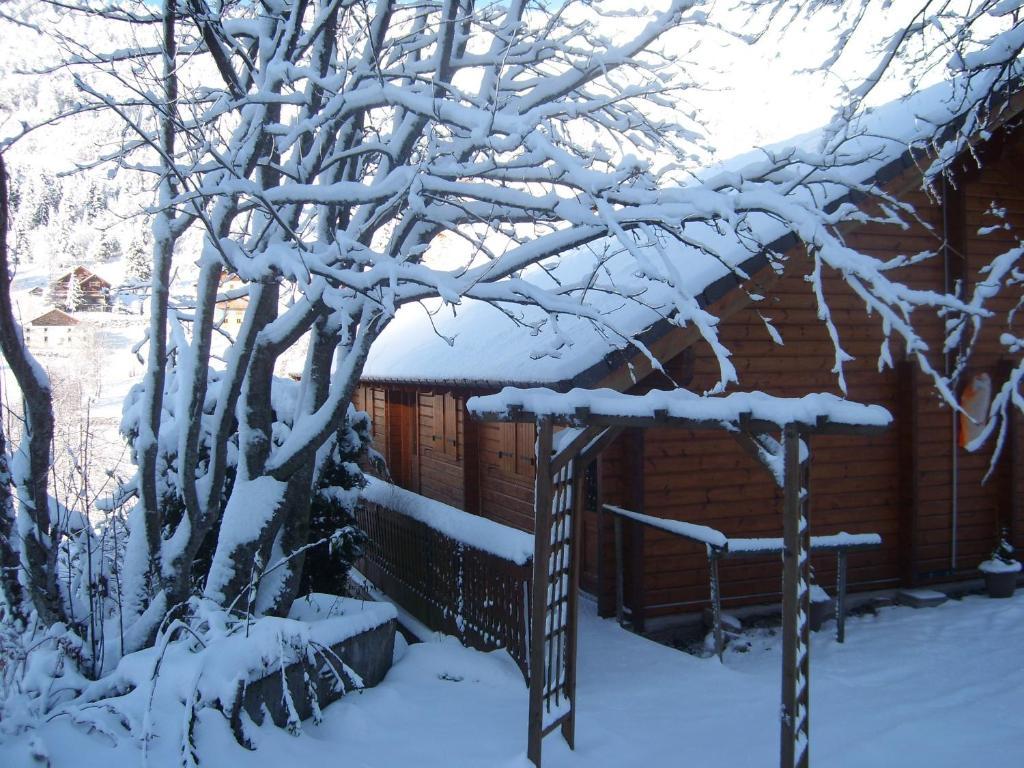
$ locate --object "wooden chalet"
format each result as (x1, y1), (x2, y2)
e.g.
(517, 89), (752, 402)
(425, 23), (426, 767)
(46, 266), (112, 311)
(354, 88), (1024, 636)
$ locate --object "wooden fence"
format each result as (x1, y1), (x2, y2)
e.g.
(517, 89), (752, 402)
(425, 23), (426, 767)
(356, 491), (533, 680)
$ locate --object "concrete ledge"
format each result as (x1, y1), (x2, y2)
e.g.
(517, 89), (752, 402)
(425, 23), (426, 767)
(241, 617), (396, 728)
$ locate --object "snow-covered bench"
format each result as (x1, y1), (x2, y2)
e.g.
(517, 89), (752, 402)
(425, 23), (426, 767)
(603, 504), (882, 658)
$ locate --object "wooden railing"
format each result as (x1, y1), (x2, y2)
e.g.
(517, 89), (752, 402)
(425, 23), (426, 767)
(603, 504), (882, 659)
(356, 481), (533, 681)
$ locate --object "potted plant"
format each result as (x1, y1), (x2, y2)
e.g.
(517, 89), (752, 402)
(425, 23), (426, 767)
(978, 530), (1021, 598)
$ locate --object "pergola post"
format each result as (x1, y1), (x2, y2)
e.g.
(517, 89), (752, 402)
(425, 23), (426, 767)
(708, 547), (724, 661)
(527, 416), (554, 767)
(780, 423), (811, 768)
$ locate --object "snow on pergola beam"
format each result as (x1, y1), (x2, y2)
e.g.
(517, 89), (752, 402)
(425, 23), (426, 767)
(467, 386), (892, 436)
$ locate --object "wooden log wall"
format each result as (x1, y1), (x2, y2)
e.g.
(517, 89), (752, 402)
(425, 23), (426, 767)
(897, 151), (1023, 579)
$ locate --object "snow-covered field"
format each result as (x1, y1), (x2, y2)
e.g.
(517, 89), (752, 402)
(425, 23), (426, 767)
(4, 591), (1022, 767)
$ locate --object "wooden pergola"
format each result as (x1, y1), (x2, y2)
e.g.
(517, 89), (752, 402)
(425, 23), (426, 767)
(468, 388), (891, 768)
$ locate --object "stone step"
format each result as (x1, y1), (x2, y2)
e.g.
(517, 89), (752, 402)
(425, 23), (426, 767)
(895, 588), (948, 608)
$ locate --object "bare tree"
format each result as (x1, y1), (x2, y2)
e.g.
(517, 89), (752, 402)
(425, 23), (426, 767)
(0, 0), (1020, 670)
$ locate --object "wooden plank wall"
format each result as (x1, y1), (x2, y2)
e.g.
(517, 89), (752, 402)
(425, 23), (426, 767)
(586, 438), (626, 613)
(354, 384), (391, 474)
(917, 153), (1024, 573)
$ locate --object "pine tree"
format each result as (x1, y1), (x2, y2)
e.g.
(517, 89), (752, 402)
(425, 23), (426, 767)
(93, 231), (121, 263)
(64, 272), (84, 311)
(298, 413), (371, 596)
(124, 235), (151, 283)
(84, 182), (105, 223)
(30, 173), (61, 228)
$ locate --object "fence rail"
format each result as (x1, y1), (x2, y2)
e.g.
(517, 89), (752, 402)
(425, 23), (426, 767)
(356, 485), (533, 680)
(602, 504), (882, 658)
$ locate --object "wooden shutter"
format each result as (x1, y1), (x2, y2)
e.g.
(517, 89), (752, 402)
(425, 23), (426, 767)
(515, 422), (536, 476)
(443, 394), (459, 459)
(498, 422), (517, 474)
(371, 387), (387, 456)
(430, 393), (445, 451)
(496, 422), (536, 477)
(429, 392), (459, 458)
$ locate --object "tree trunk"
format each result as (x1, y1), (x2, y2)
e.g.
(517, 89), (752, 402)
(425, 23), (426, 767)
(0, 154), (62, 627)
(0, 375), (26, 625)
(258, 464), (316, 617)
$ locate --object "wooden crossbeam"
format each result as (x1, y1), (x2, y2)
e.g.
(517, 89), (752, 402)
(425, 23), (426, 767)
(575, 425), (625, 468)
(550, 424), (607, 475)
(731, 430), (786, 487)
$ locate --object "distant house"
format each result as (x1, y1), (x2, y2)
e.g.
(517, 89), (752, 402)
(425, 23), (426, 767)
(47, 266), (112, 311)
(24, 308), (92, 355)
(217, 272), (248, 328)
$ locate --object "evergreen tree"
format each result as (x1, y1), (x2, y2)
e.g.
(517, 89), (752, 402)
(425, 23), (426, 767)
(93, 231), (121, 263)
(64, 272), (84, 311)
(124, 234), (150, 282)
(299, 412), (371, 596)
(30, 173), (60, 228)
(84, 181), (105, 223)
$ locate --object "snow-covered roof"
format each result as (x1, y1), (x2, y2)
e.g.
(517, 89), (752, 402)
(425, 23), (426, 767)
(29, 308), (79, 326)
(364, 239), (766, 389)
(52, 266), (111, 287)
(362, 77), (1023, 389)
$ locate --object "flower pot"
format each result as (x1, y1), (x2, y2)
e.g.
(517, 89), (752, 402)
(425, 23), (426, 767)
(983, 570), (1017, 598)
(979, 557), (1021, 598)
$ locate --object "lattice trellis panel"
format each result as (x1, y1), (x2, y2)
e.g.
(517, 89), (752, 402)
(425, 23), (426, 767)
(528, 419), (585, 765)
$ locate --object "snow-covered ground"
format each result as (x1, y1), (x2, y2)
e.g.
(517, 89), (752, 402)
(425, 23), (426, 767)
(4, 591), (1022, 767)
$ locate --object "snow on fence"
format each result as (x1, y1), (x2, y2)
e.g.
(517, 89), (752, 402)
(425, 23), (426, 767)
(358, 478), (533, 680)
